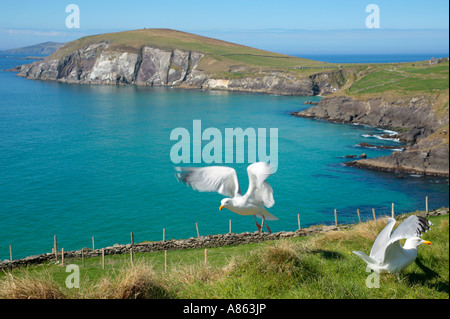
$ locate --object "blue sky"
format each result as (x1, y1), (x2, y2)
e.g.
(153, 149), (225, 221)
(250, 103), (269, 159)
(0, 0), (448, 54)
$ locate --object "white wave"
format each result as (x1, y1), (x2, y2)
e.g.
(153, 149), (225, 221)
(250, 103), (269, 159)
(362, 134), (401, 143)
(382, 129), (398, 135)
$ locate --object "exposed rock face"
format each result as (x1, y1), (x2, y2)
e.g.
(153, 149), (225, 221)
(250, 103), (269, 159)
(347, 145), (449, 176)
(203, 75), (319, 95)
(17, 42), (343, 95)
(18, 43), (206, 88)
(294, 95), (444, 143)
(293, 95), (449, 176)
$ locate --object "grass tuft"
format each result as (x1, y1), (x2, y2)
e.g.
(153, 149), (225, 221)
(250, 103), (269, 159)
(87, 262), (172, 299)
(0, 271), (65, 299)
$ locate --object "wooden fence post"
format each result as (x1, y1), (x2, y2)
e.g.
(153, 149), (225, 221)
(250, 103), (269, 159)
(392, 203), (395, 218)
(334, 209), (337, 226)
(130, 232), (134, 246)
(9, 245), (12, 262)
(357, 209), (361, 223)
(298, 213), (301, 230)
(82, 249), (85, 267)
(372, 208), (376, 221)
(163, 228), (165, 242)
(196, 222), (200, 237)
(61, 248), (64, 267)
(92, 236), (95, 251)
(426, 196), (429, 214)
(130, 247), (134, 267)
(53, 235), (58, 261)
(204, 249), (208, 266)
(164, 250), (167, 273)
(229, 219), (232, 234)
(101, 248), (105, 269)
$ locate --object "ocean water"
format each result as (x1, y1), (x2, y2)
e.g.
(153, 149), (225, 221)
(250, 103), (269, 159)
(0, 55), (448, 260)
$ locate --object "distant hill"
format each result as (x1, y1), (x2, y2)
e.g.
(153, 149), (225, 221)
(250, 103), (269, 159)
(16, 28), (346, 96)
(0, 42), (64, 56)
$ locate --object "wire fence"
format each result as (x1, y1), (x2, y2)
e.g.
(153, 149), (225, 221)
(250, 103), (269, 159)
(5, 196), (437, 270)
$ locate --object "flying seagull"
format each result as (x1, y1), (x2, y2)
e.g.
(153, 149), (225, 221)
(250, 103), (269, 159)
(175, 162), (278, 233)
(353, 215), (432, 273)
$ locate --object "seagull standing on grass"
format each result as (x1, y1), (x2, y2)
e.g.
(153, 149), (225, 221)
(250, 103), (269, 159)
(352, 215), (432, 274)
(175, 162), (278, 234)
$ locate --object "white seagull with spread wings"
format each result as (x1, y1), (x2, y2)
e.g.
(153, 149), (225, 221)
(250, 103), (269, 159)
(175, 162), (277, 233)
(353, 215), (432, 273)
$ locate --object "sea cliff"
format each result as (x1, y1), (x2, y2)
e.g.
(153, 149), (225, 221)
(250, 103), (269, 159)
(15, 29), (346, 96)
(293, 94), (449, 176)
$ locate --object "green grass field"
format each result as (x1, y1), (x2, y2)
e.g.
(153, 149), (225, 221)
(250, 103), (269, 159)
(1, 213), (448, 299)
(347, 61), (449, 95)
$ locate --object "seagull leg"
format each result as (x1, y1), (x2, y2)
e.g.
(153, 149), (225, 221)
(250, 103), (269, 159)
(263, 216), (272, 234)
(254, 215), (262, 233)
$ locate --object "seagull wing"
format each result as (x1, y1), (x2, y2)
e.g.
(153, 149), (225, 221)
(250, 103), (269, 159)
(175, 166), (241, 198)
(386, 215), (432, 246)
(369, 218), (396, 262)
(246, 162), (275, 208)
(383, 215), (432, 263)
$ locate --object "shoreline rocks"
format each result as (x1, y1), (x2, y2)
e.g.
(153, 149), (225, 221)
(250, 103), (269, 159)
(293, 95), (449, 177)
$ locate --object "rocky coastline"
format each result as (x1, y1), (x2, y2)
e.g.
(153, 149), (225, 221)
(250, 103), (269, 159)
(13, 42), (343, 96)
(10, 37), (449, 177)
(293, 95), (449, 177)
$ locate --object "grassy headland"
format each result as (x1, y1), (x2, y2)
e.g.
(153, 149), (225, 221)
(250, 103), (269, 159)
(50, 28), (338, 79)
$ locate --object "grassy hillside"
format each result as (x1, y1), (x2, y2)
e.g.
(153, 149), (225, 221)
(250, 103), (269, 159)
(347, 61), (449, 150)
(344, 60), (449, 96)
(1, 213), (447, 299)
(51, 28), (335, 78)
(39, 29), (449, 97)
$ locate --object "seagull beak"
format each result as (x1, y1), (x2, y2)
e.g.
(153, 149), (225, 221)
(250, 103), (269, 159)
(423, 240), (431, 245)
(219, 205), (224, 211)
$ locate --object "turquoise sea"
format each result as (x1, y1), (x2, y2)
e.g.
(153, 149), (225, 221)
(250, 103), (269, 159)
(0, 55), (448, 260)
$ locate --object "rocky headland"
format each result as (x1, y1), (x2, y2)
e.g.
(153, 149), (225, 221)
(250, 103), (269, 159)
(14, 29), (346, 96)
(293, 94), (449, 176)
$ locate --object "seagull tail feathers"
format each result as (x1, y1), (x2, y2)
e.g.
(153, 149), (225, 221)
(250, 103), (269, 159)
(257, 209), (279, 221)
(352, 251), (379, 266)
